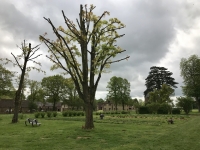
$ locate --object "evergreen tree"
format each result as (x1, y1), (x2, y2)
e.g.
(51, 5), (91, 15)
(144, 66), (178, 97)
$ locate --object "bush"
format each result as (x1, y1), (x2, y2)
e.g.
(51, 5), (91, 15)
(62, 111), (68, 117)
(81, 112), (84, 116)
(34, 112), (40, 118)
(53, 111), (57, 117)
(138, 106), (149, 114)
(121, 111), (130, 114)
(157, 103), (171, 114)
(172, 108), (181, 114)
(41, 112), (46, 118)
(147, 103), (160, 114)
(47, 111), (52, 118)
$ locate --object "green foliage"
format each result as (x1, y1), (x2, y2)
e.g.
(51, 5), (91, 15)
(41, 112), (46, 118)
(148, 84), (174, 104)
(144, 66), (178, 97)
(180, 55), (200, 111)
(47, 111), (52, 118)
(176, 97), (194, 114)
(53, 111), (57, 117)
(138, 106), (150, 114)
(121, 111), (130, 114)
(62, 111), (68, 117)
(28, 101), (38, 113)
(106, 76), (131, 110)
(42, 75), (69, 111)
(0, 64), (15, 98)
(147, 103), (160, 114)
(157, 103), (171, 114)
(34, 112), (40, 118)
(172, 108), (181, 114)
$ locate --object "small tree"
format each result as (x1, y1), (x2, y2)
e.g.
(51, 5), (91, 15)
(0, 40), (44, 123)
(176, 96), (194, 115)
(40, 4), (129, 129)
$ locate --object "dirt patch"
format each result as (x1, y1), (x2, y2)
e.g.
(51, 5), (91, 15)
(76, 136), (91, 139)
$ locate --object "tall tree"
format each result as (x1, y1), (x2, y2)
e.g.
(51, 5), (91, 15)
(41, 75), (67, 111)
(40, 4), (129, 129)
(106, 76), (131, 110)
(144, 66), (178, 98)
(0, 64), (15, 98)
(180, 55), (200, 112)
(0, 40), (43, 123)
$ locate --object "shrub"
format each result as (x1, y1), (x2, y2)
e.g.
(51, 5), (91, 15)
(34, 112), (40, 118)
(41, 112), (46, 118)
(81, 112), (84, 116)
(47, 111), (52, 118)
(121, 111), (130, 114)
(138, 106), (149, 114)
(147, 103), (160, 114)
(68, 111), (72, 117)
(157, 103), (171, 114)
(172, 108), (181, 114)
(62, 111), (68, 117)
(53, 111), (57, 117)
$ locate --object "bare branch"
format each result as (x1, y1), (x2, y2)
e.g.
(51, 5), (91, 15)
(11, 52), (22, 71)
(107, 56), (130, 64)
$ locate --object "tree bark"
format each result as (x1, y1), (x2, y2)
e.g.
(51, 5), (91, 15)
(196, 97), (200, 112)
(84, 102), (94, 129)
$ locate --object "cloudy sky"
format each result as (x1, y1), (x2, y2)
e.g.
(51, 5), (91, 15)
(1, 0), (200, 100)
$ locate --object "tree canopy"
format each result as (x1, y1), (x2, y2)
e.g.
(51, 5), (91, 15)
(41, 75), (67, 111)
(144, 66), (178, 97)
(180, 54), (200, 112)
(0, 64), (15, 98)
(40, 4), (129, 129)
(106, 76), (131, 110)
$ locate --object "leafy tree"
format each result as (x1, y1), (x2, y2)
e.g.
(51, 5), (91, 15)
(144, 66), (178, 99)
(62, 78), (84, 110)
(106, 76), (131, 110)
(40, 4), (129, 129)
(42, 75), (68, 111)
(27, 80), (41, 102)
(176, 97), (194, 114)
(148, 84), (174, 104)
(0, 40), (43, 123)
(106, 76), (120, 110)
(0, 64), (15, 98)
(180, 55), (200, 112)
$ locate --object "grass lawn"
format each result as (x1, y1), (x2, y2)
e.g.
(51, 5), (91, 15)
(0, 112), (200, 150)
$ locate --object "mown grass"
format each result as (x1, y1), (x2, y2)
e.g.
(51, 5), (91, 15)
(0, 112), (200, 150)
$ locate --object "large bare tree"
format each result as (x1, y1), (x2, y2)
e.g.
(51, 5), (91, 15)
(40, 4), (129, 129)
(1, 40), (43, 123)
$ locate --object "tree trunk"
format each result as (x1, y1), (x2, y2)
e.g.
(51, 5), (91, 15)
(12, 91), (20, 123)
(84, 102), (94, 129)
(196, 97), (200, 112)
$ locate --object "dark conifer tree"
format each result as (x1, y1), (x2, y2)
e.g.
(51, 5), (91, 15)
(144, 66), (178, 97)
